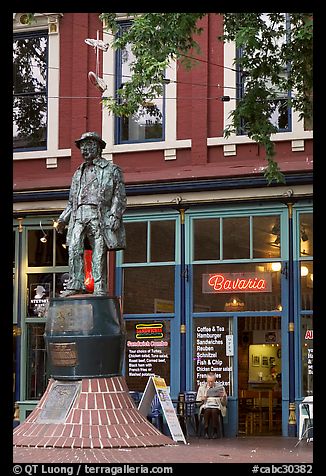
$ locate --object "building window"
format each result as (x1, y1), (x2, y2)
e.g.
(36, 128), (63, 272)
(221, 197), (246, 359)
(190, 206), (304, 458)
(121, 219), (176, 315)
(194, 262), (282, 313)
(193, 316), (234, 395)
(296, 210), (313, 397)
(236, 13), (291, 135)
(115, 23), (164, 144)
(26, 324), (47, 399)
(24, 222), (68, 399)
(13, 30), (48, 150)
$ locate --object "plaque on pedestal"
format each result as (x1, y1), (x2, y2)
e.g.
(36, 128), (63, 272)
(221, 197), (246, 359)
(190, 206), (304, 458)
(44, 295), (125, 379)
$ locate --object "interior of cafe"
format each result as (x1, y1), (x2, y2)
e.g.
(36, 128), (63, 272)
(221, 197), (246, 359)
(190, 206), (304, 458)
(238, 316), (282, 435)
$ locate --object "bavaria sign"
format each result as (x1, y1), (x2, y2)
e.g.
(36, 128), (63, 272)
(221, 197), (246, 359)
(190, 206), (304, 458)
(202, 272), (272, 293)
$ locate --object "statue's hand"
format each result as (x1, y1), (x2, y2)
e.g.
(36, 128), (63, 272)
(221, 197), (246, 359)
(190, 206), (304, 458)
(56, 220), (66, 234)
(107, 215), (120, 232)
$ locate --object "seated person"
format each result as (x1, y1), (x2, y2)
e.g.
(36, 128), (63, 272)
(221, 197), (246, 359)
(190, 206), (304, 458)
(196, 371), (227, 438)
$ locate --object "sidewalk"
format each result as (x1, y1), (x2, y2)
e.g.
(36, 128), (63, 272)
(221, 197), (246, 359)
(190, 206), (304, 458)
(13, 436), (313, 464)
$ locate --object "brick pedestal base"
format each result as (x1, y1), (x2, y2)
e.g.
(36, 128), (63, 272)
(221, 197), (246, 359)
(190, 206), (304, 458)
(13, 376), (174, 448)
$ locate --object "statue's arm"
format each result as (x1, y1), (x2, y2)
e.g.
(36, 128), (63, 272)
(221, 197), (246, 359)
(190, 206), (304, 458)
(57, 184), (74, 233)
(109, 166), (127, 219)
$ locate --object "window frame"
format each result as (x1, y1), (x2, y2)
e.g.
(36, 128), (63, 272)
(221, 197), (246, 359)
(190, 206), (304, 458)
(235, 13), (292, 135)
(13, 29), (49, 152)
(114, 22), (165, 145)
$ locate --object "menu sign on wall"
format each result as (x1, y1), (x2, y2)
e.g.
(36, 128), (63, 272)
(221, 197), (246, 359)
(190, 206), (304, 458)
(193, 317), (232, 390)
(125, 321), (170, 392)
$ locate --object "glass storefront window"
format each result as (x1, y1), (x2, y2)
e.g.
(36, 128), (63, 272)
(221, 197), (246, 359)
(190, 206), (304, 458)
(300, 213), (313, 257)
(253, 215), (281, 258)
(26, 324), (47, 399)
(301, 314), (313, 396)
(223, 217), (250, 259)
(193, 317), (233, 395)
(300, 262), (313, 311)
(55, 272), (70, 297)
(150, 220), (175, 262)
(55, 232), (69, 266)
(193, 262), (282, 312)
(28, 229), (53, 267)
(123, 266), (175, 314)
(125, 320), (170, 392)
(193, 218), (220, 261)
(123, 222), (147, 263)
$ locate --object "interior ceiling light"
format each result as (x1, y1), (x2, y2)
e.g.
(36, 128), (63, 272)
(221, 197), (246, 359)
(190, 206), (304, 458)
(271, 262), (282, 272)
(301, 265), (309, 277)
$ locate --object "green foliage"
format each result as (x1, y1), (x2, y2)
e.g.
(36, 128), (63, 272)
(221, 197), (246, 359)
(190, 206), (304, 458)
(23, 13), (313, 183)
(99, 12), (312, 184)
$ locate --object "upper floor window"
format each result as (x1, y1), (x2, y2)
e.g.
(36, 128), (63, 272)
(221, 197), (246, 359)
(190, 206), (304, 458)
(236, 13), (291, 135)
(115, 23), (164, 144)
(13, 30), (48, 150)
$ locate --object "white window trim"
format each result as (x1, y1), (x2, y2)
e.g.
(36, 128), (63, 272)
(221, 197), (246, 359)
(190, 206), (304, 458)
(13, 14), (71, 163)
(209, 40), (313, 148)
(101, 23), (191, 157)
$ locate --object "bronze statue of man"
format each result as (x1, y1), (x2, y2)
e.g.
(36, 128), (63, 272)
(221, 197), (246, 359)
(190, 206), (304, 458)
(56, 132), (126, 296)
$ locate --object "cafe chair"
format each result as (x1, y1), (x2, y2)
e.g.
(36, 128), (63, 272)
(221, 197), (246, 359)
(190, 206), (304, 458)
(295, 398), (313, 446)
(147, 394), (163, 433)
(197, 406), (224, 439)
(184, 391), (199, 436)
(238, 395), (262, 435)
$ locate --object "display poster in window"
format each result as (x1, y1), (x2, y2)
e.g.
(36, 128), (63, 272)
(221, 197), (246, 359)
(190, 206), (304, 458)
(29, 282), (50, 317)
(125, 321), (170, 392)
(304, 328), (313, 395)
(193, 317), (232, 390)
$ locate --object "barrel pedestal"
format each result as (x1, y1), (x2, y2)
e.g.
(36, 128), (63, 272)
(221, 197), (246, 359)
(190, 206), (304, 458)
(13, 296), (174, 448)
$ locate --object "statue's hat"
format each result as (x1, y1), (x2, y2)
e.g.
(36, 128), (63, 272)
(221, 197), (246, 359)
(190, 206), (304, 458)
(75, 132), (106, 149)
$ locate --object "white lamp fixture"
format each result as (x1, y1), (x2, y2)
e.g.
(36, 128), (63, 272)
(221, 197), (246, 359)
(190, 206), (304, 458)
(271, 262), (282, 272)
(301, 265), (309, 277)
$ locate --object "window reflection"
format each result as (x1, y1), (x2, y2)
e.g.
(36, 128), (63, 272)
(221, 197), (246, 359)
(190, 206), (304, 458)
(300, 213), (313, 257)
(223, 217), (250, 259)
(150, 220), (175, 262)
(123, 222), (147, 263)
(253, 215), (281, 258)
(117, 28), (163, 143)
(13, 32), (48, 150)
(28, 229), (53, 267)
(123, 266), (174, 314)
(300, 262), (313, 311)
(193, 218), (220, 261)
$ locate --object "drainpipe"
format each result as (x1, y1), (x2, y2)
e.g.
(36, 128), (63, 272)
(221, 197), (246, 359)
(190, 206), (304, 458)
(286, 200), (297, 437)
(15, 218), (24, 403)
(179, 207), (187, 393)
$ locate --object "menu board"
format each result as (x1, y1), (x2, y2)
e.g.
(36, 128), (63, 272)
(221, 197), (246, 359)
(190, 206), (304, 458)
(125, 320), (170, 392)
(193, 317), (232, 390)
(138, 376), (186, 444)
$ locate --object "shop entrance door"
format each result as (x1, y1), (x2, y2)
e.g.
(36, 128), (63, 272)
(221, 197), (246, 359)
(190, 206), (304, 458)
(238, 316), (282, 435)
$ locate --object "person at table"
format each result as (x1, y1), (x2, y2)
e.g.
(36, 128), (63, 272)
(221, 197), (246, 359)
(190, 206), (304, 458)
(196, 371), (227, 438)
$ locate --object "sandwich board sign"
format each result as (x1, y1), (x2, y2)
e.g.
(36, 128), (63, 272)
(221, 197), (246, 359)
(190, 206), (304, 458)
(138, 375), (187, 444)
